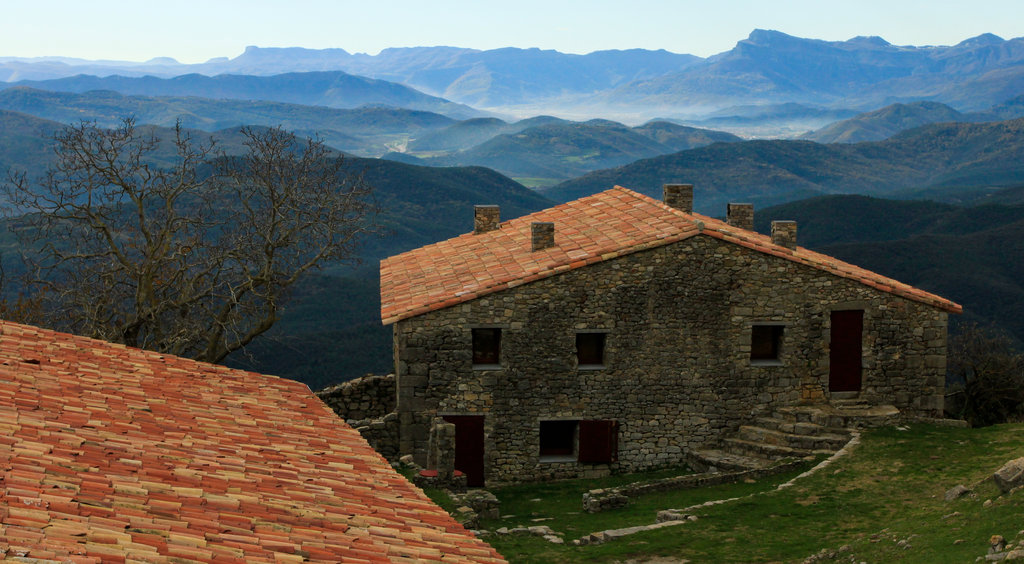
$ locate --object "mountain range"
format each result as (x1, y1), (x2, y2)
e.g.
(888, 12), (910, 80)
(0, 87), (462, 157)
(394, 119), (741, 183)
(2, 71), (482, 119)
(5, 30), (1024, 123)
(601, 31), (1024, 115)
(0, 88), (741, 184)
(802, 97), (1024, 143)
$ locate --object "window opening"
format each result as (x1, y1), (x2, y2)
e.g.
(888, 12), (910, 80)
(576, 332), (606, 367)
(539, 420), (577, 458)
(751, 325), (783, 361)
(472, 328), (501, 367)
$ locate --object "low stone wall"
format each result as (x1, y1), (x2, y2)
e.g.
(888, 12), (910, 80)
(349, 412), (400, 461)
(317, 374), (399, 461)
(316, 373), (395, 421)
(582, 459), (807, 513)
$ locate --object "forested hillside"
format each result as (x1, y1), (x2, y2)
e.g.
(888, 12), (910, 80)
(547, 118), (1024, 212)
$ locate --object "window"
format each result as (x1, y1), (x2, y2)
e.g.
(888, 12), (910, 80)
(472, 328), (501, 367)
(539, 419), (619, 463)
(539, 420), (576, 458)
(751, 325), (784, 362)
(576, 332), (606, 368)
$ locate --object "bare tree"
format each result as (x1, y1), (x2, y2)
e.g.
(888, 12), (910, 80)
(947, 323), (1024, 427)
(3, 118), (373, 363)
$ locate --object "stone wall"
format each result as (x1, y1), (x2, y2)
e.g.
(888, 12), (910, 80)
(316, 373), (395, 421)
(393, 234), (950, 484)
(348, 412), (400, 461)
(582, 459), (808, 512)
(317, 374), (399, 460)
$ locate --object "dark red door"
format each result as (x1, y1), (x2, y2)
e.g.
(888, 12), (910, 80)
(442, 415), (485, 487)
(829, 310), (863, 392)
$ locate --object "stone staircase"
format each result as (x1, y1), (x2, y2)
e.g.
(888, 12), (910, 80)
(688, 401), (899, 472)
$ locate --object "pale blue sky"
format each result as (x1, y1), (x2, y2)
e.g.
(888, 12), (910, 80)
(3, 0), (1022, 63)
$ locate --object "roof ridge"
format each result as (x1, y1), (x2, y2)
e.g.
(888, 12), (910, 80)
(613, 184), (707, 230)
(380, 186), (962, 324)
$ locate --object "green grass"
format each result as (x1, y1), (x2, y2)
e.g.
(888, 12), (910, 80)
(434, 423), (1024, 562)
(562, 150), (602, 164)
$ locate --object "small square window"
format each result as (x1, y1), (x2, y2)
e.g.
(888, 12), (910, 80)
(751, 325), (783, 361)
(539, 420), (577, 458)
(576, 332), (606, 368)
(472, 328), (501, 367)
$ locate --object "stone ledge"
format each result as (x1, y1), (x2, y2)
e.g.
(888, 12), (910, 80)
(583, 458), (808, 513)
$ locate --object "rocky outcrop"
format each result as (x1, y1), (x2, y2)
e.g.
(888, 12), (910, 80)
(993, 457), (1024, 494)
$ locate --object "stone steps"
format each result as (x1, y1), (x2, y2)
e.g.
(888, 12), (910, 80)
(738, 424), (850, 451)
(721, 437), (815, 459)
(688, 403), (891, 475)
(751, 417), (847, 437)
(688, 448), (775, 473)
(776, 404), (900, 429)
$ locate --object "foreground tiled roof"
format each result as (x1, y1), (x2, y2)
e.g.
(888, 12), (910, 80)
(0, 321), (505, 563)
(380, 186), (961, 324)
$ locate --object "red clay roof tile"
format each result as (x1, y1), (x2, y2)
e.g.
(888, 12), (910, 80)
(380, 186), (961, 323)
(0, 321), (504, 563)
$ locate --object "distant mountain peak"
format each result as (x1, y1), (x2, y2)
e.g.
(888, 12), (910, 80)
(237, 45), (353, 58)
(745, 29), (798, 44)
(144, 57), (180, 65)
(955, 33), (1005, 48)
(845, 36), (891, 48)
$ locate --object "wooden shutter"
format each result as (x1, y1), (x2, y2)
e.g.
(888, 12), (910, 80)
(578, 420), (619, 463)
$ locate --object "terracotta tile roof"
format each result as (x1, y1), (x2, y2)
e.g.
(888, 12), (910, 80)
(380, 186), (961, 324)
(0, 321), (505, 563)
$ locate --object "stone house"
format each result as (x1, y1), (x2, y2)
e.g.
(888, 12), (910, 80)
(379, 184), (961, 485)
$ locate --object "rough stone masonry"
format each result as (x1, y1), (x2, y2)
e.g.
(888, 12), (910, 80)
(393, 230), (949, 483)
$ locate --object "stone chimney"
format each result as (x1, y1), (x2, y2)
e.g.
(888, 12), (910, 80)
(531, 222), (555, 251)
(727, 203), (754, 231)
(771, 220), (798, 249)
(663, 183), (693, 213)
(474, 205), (500, 234)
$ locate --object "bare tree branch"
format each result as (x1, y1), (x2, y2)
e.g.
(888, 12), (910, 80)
(3, 119), (375, 363)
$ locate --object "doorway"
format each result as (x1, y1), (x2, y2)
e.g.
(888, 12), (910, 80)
(829, 310), (863, 393)
(442, 415), (485, 487)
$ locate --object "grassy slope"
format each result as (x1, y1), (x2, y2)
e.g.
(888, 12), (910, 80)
(475, 423), (1024, 563)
